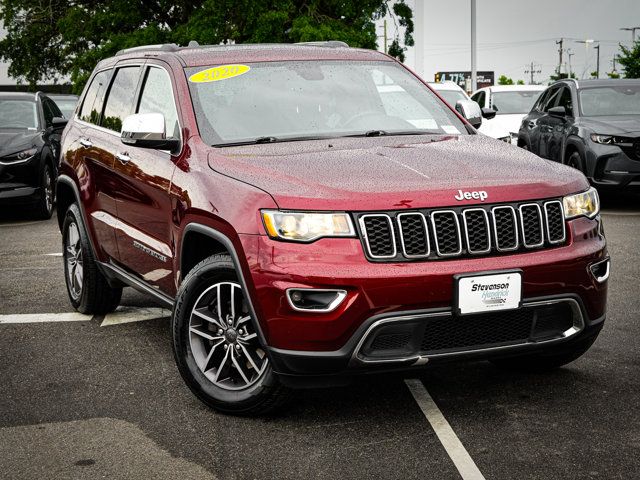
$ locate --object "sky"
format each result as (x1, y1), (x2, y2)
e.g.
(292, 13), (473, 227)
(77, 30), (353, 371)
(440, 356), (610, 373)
(1, 1), (639, 85)
(375, 0), (640, 84)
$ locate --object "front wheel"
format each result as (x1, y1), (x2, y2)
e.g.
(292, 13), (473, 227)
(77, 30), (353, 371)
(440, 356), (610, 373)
(565, 151), (584, 172)
(34, 163), (54, 219)
(172, 254), (290, 415)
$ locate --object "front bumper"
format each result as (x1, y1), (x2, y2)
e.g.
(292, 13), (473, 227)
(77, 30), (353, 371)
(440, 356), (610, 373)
(238, 215), (607, 381)
(587, 142), (640, 187)
(0, 152), (43, 205)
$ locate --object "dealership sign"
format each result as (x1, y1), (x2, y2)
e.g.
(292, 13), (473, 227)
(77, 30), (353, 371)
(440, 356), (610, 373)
(435, 71), (495, 91)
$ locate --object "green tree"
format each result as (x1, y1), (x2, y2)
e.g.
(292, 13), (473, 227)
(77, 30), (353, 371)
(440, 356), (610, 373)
(549, 71), (576, 83)
(607, 71), (621, 79)
(618, 41), (640, 78)
(516, 79), (525, 85)
(0, 0), (413, 92)
(498, 75), (514, 85)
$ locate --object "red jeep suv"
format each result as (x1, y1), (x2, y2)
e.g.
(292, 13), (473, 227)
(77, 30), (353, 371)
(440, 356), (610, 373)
(56, 42), (608, 415)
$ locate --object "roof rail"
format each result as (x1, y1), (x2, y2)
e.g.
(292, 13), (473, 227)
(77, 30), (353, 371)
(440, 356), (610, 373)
(115, 43), (180, 56)
(295, 41), (349, 48)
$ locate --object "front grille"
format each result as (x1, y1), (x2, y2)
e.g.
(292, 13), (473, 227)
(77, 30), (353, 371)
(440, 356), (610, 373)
(359, 302), (576, 360)
(356, 198), (566, 262)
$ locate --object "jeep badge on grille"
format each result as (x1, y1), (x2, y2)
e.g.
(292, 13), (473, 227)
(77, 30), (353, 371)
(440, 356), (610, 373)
(454, 189), (488, 202)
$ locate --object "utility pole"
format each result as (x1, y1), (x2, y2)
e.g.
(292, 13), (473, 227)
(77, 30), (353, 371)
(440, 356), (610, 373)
(470, 0), (477, 92)
(567, 49), (575, 78)
(524, 62), (542, 84)
(384, 20), (388, 54)
(594, 43), (600, 78)
(556, 38), (564, 75)
(620, 26), (640, 43)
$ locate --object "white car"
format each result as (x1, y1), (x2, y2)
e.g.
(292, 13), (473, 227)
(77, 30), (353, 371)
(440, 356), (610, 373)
(429, 81), (471, 108)
(471, 85), (545, 143)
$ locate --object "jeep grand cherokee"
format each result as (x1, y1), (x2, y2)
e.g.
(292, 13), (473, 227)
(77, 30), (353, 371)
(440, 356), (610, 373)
(56, 42), (608, 415)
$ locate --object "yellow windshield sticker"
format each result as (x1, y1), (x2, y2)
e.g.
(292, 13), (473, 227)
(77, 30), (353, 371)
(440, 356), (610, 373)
(189, 64), (250, 83)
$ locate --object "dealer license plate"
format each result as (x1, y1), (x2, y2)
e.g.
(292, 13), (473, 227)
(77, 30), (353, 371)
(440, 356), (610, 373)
(456, 271), (522, 315)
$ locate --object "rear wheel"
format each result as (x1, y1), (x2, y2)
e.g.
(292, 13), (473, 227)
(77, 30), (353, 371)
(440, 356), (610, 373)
(172, 254), (291, 415)
(62, 203), (122, 314)
(490, 330), (600, 372)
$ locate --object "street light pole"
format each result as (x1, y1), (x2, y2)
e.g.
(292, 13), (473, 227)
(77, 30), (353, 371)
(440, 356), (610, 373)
(470, 0), (477, 92)
(594, 44), (600, 79)
(575, 39), (595, 79)
(620, 27), (640, 43)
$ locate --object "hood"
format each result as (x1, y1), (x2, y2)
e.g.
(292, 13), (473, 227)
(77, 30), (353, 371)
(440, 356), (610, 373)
(477, 114), (525, 139)
(208, 134), (589, 211)
(580, 115), (640, 136)
(0, 130), (39, 158)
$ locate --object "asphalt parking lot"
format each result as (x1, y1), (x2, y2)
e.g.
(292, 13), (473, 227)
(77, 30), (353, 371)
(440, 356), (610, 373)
(1, 191), (639, 480)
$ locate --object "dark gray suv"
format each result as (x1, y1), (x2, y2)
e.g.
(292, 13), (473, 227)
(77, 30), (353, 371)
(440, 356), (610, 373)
(518, 78), (640, 189)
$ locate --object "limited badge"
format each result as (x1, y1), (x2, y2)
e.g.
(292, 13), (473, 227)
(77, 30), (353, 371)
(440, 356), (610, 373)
(189, 64), (250, 83)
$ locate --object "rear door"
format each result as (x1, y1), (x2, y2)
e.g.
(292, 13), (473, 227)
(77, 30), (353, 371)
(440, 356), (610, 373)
(110, 63), (180, 294)
(73, 68), (121, 261)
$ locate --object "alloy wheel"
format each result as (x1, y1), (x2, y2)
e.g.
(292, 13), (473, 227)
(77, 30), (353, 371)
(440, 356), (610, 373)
(44, 168), (53, 214)
(65, 222), (83, 300)
(189, 282), (268, 391)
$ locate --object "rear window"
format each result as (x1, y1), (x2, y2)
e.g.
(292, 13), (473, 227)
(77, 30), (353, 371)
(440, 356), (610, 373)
(79, 70), (112, 125)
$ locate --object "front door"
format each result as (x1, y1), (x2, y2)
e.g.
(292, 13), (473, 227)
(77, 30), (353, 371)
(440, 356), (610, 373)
(109, 64), (181, 295)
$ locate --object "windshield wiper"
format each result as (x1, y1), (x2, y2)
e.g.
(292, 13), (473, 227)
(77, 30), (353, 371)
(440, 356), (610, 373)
(345, 129), (442, 138)
(214, 134), (336, 147)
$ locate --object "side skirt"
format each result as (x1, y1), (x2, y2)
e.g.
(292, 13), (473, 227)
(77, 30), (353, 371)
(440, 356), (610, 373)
(98, 261), (174, 308)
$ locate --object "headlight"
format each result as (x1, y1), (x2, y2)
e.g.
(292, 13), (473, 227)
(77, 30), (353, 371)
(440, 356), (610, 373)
(0, 147), (37, 164)
(590, 134), (628, 145)
(562, 187), (599, 219)
(262, 210), (355, 242)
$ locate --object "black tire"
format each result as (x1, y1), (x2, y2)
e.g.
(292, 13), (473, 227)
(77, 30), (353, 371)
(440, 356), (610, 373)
(62, 203), (122, 314)
(172, 254), (291, 416)
(565, 151), (584, 172)
(490, 330), (600, 373)
(34, 163), (54, 219)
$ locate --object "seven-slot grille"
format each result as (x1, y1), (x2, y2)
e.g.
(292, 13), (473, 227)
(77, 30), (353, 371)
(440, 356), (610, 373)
(357, 199), (566, 262)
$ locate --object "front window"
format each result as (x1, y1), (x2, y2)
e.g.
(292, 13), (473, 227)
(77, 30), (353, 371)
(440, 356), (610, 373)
(491, 91), (543, 115)
(52, 98), (78, 119)
(579, 85), (640, 116)
(0, 100), (38, 129)
(186, 61), (468, 146)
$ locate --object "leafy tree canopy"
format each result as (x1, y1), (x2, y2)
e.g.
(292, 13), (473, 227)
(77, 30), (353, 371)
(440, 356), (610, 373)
(0, 0), (413, 92)
(498, 75), (514, 85)
(618, 41), (640, 78)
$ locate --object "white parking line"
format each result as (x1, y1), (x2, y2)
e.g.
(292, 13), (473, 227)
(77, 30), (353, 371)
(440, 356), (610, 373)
(0, 312), (93, 324)
(100, 306), (171, 326)
(44, 253), (63, 257)
(405, 379), (486, 480)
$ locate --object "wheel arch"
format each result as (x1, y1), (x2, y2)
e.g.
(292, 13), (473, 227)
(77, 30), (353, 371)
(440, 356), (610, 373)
(179, 223), (269, 347)
(56, 175), (80, 232)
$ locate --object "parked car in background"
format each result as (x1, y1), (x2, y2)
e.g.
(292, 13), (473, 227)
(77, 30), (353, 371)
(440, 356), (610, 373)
(0, 92), (67, 218)
(472, 85), (545, 143)
(429, 81), (471, 107)
(518, 78), (640, 189)
(49, 94), (79, 119)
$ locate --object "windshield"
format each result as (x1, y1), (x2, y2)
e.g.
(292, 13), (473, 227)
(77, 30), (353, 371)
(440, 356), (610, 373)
(0, 99), (38, 129)
(52, 99), (77, 119)
(186, 61), (468, 145)
(437, 90), (467, 108)
(579, 85), (640, 116)
(491, 91), (542, 115)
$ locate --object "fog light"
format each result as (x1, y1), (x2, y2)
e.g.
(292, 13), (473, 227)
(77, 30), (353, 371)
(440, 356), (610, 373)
(286, 288), (347, 313)
(589, 258), (610, 283)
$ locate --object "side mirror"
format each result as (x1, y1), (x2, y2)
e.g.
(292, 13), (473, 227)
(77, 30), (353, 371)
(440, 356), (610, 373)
(481, 107), (497, 120)
(121, 113), (180, 152)
(51, 116), (68, 133)
(455, 99), (482, 129)
(548, 106), (566, 119)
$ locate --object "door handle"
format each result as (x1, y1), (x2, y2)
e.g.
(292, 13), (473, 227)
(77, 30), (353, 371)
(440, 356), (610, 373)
(116, 152), (131, 164)
(79, 138), (92, 148)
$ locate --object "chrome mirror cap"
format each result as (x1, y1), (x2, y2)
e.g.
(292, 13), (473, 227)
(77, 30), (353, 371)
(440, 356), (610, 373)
(121, 113), (165, 141)
(455, 99), (482, 129)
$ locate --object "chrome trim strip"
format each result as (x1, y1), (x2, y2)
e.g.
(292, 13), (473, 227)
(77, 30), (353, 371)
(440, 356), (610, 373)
(462, 208), (491, 255)
(358, 214), (397, 259)
(430, 210), (463, 256)
(352, 298), (585, 365)
(286, 288), (348, 313)
(519, 203), (545, 248)
(543, 200), (567, 244)
(396, 212), (430, 258)
(491, 205), (519, 252)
